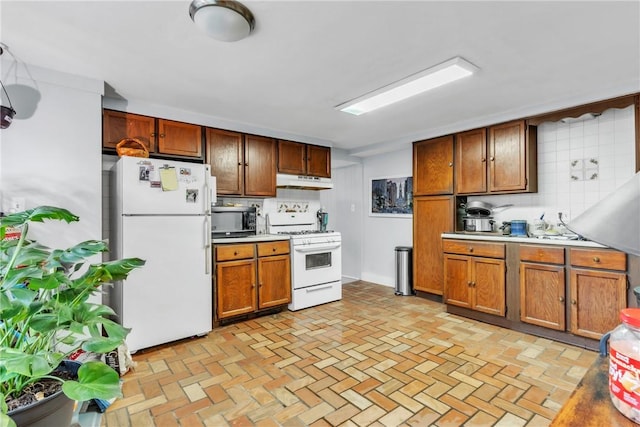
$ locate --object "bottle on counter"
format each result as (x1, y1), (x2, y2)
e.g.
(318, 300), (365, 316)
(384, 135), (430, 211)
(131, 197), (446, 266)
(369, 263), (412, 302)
(608, 308), (640, 423)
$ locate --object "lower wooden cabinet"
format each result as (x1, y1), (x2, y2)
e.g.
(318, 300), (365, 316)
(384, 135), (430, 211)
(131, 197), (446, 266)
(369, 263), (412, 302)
(215, 241), (291, 319)
(519, 245), (566, 331)
(443, 240), (506, 316)
(519, 245), (627, 340)
(569, 248), (627, 339)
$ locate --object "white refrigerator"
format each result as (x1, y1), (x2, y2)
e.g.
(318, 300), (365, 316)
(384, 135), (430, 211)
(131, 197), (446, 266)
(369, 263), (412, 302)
(110, 156), (216, 353)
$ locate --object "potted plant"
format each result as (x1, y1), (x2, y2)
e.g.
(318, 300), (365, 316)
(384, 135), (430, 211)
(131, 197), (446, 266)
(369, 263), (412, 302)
(0, 206), (144, 427)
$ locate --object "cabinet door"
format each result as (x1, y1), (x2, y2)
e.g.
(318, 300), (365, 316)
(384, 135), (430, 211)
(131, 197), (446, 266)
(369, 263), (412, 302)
(306, 144), (331, 178)
(413, 196), (454, 294)
(413, 136), (454, 195)
(520, 263), (566, 330)
(570, 268), (627, 339)
(488, 121), (527, 192)
(216, 259), (256, 319)
(244, 135), (276, 197)
(444, 254), (473, 308)
(206, 129), (244, 195)
(473, 258), (506, 316)
(278, 140), (306, 175)
(258, 254), (291, 309)
(158, 119), (202, 158)
(455, 128), (487, 194)
(103, 110), (156, 152)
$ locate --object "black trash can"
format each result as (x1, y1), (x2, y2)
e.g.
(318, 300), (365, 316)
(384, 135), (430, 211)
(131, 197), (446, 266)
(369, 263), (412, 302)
(395, 246), (413, 296)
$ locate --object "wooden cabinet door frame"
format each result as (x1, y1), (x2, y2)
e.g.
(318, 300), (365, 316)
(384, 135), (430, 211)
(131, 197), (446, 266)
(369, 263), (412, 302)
(413, 136), (454, 195)
(444, 254), (473, 309)
(103, 110), (156, 152)
(306, 144), (331, 178)
(455, 128), (487, 194)
(216, 259), (256, 319)
(473, 257), (506, 316)
(278, 140), (306, 175)
(206, 128), (244, 195)
(244, 135), (276, 197)
(158, 119), (203, 158)
(258, 254), (291, 309)
(520, 262), (566, 330)
(570, 268), (627, 339)
(489, 121), (527, 192)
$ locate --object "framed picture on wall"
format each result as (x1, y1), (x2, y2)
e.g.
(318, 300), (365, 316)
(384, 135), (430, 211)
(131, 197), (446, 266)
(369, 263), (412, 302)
(370, 176), (413, 217)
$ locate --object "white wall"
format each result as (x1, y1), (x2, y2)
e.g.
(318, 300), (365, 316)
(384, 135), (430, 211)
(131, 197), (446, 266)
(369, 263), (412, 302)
(321, 163), (363, 283)
(1, 61), (103, 251)
(360, 148), (413, 287)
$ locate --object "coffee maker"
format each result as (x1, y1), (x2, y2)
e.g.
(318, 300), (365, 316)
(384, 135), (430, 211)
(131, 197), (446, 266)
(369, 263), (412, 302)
(317, 208), (329, 232)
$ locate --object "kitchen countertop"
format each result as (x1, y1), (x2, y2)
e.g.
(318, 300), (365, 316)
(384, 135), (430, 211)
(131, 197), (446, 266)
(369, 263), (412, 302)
(441, 232), (606, 248)
(213, 234), (290, 244)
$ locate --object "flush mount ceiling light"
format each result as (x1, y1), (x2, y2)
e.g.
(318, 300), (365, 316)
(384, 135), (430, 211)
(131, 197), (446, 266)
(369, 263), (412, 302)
(189, 0), (255, 42)
(336, 56), (478, 116)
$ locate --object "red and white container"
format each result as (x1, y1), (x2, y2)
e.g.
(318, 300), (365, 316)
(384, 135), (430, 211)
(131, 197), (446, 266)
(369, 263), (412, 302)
(609, 308), (640, 423)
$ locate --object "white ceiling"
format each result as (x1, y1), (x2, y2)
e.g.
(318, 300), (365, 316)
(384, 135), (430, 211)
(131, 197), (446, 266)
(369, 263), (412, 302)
(1, 1), (639, 157)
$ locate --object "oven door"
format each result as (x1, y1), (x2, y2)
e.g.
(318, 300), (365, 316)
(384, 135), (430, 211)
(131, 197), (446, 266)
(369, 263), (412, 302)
(291, 242), (342, 289)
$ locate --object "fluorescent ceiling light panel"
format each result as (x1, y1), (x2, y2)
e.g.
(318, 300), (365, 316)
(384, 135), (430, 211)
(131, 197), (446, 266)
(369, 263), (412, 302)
(336, 56), (478, 116)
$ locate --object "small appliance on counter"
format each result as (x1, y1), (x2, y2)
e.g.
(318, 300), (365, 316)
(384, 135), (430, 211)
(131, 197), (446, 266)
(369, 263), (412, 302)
(463, 216), (495, 232)
(317, 208), (328, 232)
(211, 205), (257, 238)
(509, 220), (528, 236)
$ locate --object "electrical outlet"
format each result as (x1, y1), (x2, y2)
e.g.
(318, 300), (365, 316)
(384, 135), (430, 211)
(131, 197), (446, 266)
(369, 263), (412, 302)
(11, 197), (25, 213)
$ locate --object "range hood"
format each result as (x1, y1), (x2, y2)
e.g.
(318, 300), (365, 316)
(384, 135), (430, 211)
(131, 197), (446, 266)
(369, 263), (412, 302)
(276, 173), (333, 190)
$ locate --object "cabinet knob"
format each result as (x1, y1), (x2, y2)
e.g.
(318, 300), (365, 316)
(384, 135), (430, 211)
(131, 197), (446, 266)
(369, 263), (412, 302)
(471, 281), (476, 287)
(490, 156), (495, 161)
(448, 162), (453, 167)
(151, 132), (157, 137)
(482, 158), (486, 162)
(468, 247), (474, 253)
(252, 283), (256, 289)
(245, 163), (248, 166)
(593, 256), (600, 263)
(559, 296), (565, 303)
(468, 281), (472, 287)
(233, 251), (238, 256)
(571, 299), (577, 305)
(238, 162), (242, 166)
(159, 133), (165, 138)
(272, 247), (276, 252)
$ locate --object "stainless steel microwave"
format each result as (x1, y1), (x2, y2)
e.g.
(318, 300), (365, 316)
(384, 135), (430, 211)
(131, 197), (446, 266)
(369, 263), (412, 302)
(211, 206), (257, 238)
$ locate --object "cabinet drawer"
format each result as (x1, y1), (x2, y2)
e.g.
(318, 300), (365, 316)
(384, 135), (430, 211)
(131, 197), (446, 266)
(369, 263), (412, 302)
(257, 241), (290, 257)
(570, 248), (626, 271)
(216, 244), (255, 261)
(520, 245), (565, 264)
(442, 239), (505, 258)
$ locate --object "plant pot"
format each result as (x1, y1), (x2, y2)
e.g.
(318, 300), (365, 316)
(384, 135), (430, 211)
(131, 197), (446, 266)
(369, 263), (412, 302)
(7, 360), (80, 427)
(8, 389), (75, 427)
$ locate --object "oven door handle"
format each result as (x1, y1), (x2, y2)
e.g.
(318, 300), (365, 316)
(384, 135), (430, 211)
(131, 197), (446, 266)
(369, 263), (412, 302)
(294, 243), (341, 253)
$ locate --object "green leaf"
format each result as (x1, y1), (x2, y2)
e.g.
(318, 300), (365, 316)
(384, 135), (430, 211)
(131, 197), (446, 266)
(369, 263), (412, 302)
(0, 206), (79, 229)
(62, 361), (122, 401)
(0, 412), (17, 427)
(0, 349), (61, 378)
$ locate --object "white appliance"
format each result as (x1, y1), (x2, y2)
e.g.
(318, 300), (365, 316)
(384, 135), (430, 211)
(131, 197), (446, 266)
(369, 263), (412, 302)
(268, 211), (341, 311)
(110, 156), (216, 353)
(276, 173), (333, 190)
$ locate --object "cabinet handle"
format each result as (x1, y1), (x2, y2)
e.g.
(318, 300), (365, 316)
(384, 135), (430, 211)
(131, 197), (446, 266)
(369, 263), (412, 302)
(468, 247), (474, 253)
(468, 281), (472, 287)
(159, 133), (165, 138)
(559, 296), (565, 302)
(490, 156), (495, 161)
(238, 162), (242, 166)
(151, 132), (157, 137)
(482, 158), (486, 162)
(245, 162), (248, 166)
(448, 162), (453, 167)
(593, 256), (600, 263)
(272, 247), (276, 252)
(471, 281), (476, 287)
(252, 283), (256, 289)
(571, 299), (577, 305)
(233, 251), (238, 256)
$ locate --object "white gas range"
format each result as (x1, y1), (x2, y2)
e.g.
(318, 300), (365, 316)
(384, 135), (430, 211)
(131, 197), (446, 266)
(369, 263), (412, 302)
(267, 212), (342, 311)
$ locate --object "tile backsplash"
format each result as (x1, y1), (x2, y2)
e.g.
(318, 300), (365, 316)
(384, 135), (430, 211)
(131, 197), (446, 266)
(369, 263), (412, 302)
(468, 105), (636, 228)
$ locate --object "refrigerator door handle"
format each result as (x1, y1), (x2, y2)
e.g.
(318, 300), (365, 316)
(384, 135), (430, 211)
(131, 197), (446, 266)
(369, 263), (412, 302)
(204, 216), (211, 275)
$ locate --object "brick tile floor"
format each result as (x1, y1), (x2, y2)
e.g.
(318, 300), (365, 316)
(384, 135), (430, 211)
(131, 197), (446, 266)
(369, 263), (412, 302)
(101, 281), (596, 426)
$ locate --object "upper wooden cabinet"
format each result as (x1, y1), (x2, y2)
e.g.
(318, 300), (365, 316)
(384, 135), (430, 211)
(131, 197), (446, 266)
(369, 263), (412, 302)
(277, 140), (331, 178)
(455, 128), (487, 194)
(488, 120), (537, 193)
(413, 135), (454, 196)
(103, 110), (203, 159)
(454, 121), (537, 195)
(103, 110), (156, 152)
(206, 129), (276, 197)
